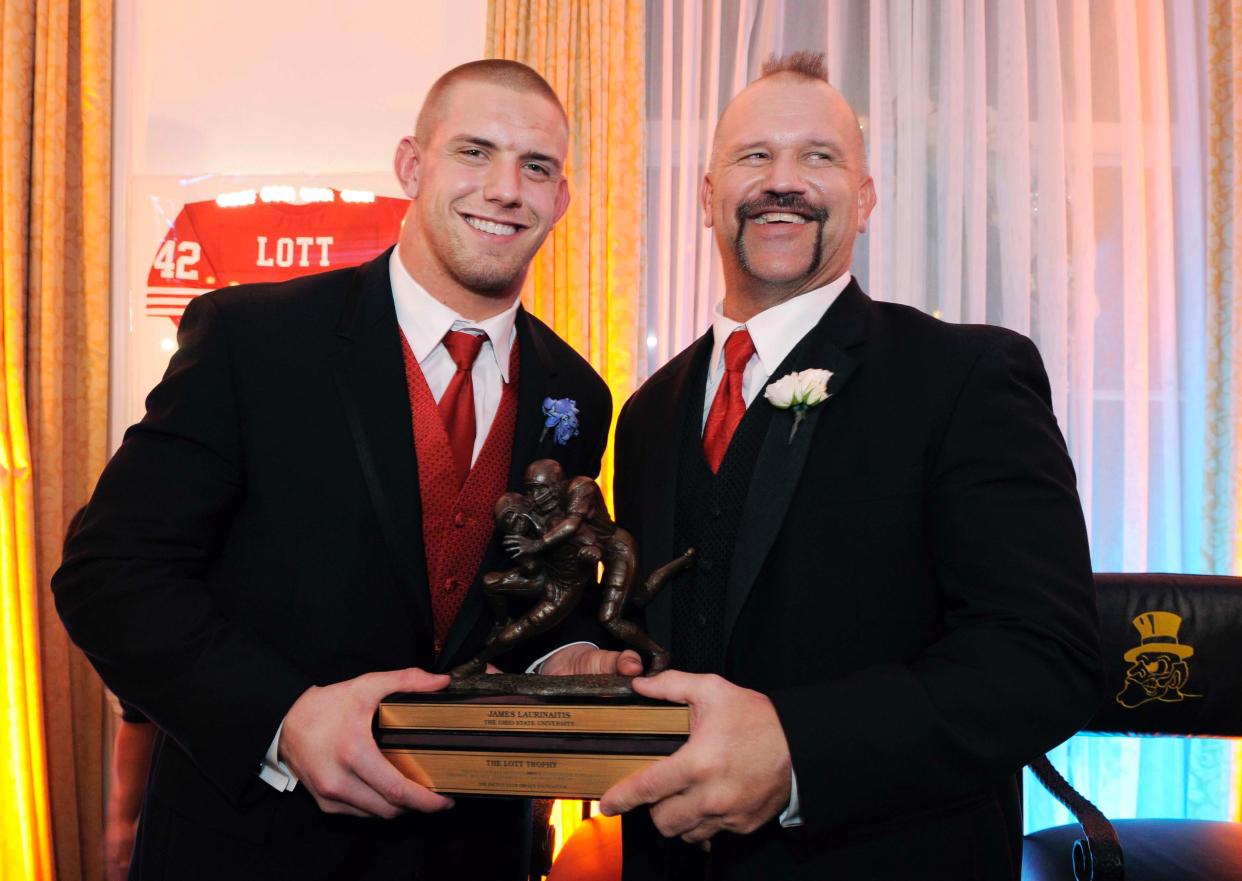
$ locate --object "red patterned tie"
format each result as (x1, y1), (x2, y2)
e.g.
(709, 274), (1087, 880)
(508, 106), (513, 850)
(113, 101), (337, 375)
(702, 328), (756, 473)
(439, 330), (487, 486)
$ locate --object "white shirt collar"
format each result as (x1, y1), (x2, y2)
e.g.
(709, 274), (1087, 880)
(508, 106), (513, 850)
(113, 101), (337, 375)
(708, 272), (852, 378)
(388, 248), (519, 382)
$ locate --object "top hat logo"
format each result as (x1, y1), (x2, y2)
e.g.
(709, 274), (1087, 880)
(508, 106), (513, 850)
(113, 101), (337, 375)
(1116, 610), (1200, 708)
(1123, 611), (1194, 662)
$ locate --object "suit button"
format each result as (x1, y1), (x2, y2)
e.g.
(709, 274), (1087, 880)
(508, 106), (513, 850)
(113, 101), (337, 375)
(697, 613), (708, 627)
(700, 558), (714, 573)
(710, 504), (722, 518)
(453, 512), (467, 528)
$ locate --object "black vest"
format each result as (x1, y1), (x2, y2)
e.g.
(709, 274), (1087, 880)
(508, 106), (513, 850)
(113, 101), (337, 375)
(671, 357), (774, 674)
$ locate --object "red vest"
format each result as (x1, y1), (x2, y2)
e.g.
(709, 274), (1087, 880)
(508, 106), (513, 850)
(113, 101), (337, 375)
(400, 334), (520, 653)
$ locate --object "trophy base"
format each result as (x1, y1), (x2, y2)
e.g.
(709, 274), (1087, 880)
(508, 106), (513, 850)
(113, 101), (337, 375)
(382, 742), (675, 800)
(445, 672), (639, 699)
(376, 682), (689, 799)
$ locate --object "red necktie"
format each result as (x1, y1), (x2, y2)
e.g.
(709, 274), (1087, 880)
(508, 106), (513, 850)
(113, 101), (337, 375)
(702, 328), (756, 473)
(439, 330), (487, 486)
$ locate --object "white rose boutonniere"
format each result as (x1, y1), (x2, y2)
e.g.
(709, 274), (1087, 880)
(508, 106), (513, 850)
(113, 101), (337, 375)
(763, 368), (833, 442)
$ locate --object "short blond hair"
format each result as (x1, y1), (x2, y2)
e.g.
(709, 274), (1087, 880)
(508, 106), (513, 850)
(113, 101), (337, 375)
(415, 59), (567, 142)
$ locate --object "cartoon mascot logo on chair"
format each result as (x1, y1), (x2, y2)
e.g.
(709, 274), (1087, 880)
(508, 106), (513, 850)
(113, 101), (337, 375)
(1116, 611), (1202, 708)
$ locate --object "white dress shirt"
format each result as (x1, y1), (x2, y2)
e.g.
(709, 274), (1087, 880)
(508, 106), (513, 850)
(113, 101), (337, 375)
(699, 271), (852, 827)
(259, 249), (522, 792)
(390, 249), (520, 464)
(702, 272), (851, 430)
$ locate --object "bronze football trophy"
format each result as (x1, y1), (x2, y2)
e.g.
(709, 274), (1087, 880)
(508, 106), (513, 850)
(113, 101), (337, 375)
(451, 459), (694, 681)
(376, 460), (696, 798)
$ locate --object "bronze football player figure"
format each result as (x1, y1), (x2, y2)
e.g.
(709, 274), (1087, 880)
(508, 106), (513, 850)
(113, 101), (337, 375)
(451, 460), (694, 678)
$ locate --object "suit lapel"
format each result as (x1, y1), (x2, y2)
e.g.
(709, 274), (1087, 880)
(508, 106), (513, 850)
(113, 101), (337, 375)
(507, 308), (560, 488)
(723, 282), (870, 644)
(642, 335), (713, 650)
(437, 309), (559, 668)
(331, 249), (434, 656)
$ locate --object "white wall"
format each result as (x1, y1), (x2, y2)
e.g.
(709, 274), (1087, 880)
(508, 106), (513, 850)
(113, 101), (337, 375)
(110, 0), (488, 447)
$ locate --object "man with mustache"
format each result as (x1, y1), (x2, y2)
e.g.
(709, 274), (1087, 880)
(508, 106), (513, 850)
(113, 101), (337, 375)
(53, 60), (624, 880)
(596, 52), (1101, 879)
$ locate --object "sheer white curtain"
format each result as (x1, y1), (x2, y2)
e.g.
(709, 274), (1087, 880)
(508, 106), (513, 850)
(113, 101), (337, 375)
(645, 0), (1225, 828)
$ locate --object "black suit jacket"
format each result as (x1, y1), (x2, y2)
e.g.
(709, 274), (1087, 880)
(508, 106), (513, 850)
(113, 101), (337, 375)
(613, 282), (1101, 880)
(53, 249), (612, 880)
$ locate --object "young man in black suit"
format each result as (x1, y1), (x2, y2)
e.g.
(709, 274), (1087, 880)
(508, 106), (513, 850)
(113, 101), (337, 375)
(54, 60), (624, 880)
(595, 52), (1102, 879)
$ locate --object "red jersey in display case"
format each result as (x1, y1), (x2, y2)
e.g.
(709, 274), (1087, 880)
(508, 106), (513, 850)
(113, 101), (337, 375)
(144, 188), (408, 325)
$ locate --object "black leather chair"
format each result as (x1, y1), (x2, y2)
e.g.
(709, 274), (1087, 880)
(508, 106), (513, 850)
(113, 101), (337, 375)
(1023, 573), (1242, 881)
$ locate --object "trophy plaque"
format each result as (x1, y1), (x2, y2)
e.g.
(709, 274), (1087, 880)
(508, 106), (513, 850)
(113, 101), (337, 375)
(376, 460), (696, 799)
(376, 686), (688, 799)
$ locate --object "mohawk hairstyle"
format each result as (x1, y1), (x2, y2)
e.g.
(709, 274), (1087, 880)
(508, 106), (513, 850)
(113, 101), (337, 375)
(760, 50), (829, 83)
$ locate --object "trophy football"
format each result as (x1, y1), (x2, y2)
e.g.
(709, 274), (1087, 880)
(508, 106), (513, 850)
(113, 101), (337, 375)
(375, 460), (695, 799)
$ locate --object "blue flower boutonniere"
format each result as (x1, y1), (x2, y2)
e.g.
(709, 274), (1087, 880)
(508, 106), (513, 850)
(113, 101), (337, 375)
(541, 397), (580, 445)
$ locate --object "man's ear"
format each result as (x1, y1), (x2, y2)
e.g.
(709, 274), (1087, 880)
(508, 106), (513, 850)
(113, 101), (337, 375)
(394, 136), (422, 199)
(700, 174), (714, 229)
(856, 176), (877, 233)
(552, 176), (570, 225)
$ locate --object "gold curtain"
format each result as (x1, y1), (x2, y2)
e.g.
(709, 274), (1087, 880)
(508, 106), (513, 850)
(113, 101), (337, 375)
(1205, 0), (1241, 577)
(1206, 0), (1242, 821)
(486, 0), (645, 507)
(1205, 0), (1242, 578)
(1, 1), (112, 879)
(486, 0), (644, 860)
